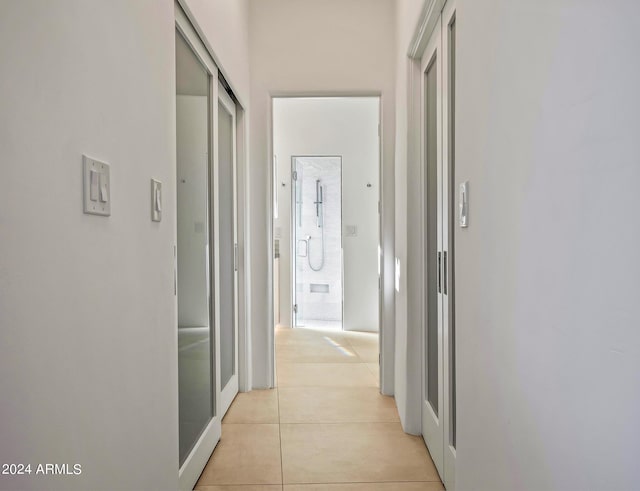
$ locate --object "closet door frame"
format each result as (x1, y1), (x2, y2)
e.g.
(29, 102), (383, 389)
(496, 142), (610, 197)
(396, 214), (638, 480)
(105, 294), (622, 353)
(217, 84), (239, 417)
(441, 2), (457, 488)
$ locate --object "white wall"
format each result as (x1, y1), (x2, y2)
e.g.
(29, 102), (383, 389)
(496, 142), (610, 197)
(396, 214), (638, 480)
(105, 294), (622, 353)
(249, 0), (396, 390)
(273, 98), (380, 332)
(395, 0), (640, 489)
(181, 0), (251, 107)
(0, 2), (177, 489)
(0, 1), (250, 490)
(394, 0), (430, 434)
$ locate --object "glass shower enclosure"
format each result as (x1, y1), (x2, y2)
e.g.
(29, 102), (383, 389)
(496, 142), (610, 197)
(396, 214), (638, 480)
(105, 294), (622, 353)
(292, 156), (343, 329)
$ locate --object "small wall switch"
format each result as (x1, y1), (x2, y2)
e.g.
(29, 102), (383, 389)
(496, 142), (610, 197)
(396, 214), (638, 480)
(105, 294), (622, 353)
(83, 155), (111, 216)
(459, 181), (469, 228)
(151, 179), (162, 222)
(89, 170), (99, 201)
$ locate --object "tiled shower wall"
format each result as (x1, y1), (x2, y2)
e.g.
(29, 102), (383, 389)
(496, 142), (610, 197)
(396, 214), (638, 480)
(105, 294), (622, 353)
(295, 157), (342, 323)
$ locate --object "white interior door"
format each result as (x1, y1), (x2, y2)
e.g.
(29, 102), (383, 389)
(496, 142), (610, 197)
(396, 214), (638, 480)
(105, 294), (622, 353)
(421, 1), (457, 489)
(175, 7), (222, 490)
(217, 83), (239, 416)
(420, 16), (444, 476)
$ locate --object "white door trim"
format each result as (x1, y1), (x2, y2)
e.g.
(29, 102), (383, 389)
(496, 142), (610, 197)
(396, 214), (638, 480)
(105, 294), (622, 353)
(217, 83), (240, 417)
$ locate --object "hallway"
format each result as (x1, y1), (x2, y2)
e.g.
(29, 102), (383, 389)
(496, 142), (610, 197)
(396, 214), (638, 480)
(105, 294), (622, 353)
(194, 327), (443, 489)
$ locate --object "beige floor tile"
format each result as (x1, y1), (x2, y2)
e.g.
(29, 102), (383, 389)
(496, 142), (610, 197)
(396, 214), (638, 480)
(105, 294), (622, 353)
(196, 486), (282, 491)
(276, 343), (360, 364)
(278, 387), (398, 423)
(276, 330), (350, 348)
(284, 483), (444, 491)
(277, 363), (377, 387)
(366, 363), (379, 378)
(223, 389), (279, 424)
(349, 344), (379, 363)
(342, 331), (379, 347)
(196, 424), (282, 485)
(280, 423), (440, 484)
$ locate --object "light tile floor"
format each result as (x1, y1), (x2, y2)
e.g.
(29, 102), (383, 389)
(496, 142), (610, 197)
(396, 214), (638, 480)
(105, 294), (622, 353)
(195, 326), (444, 491)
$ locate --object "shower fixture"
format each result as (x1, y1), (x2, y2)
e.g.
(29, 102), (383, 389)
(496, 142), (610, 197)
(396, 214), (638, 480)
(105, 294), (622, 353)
(308, 179), (325, 271)
(314, 179), (323, 227)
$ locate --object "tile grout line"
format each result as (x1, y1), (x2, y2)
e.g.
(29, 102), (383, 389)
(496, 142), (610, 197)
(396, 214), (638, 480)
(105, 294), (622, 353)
(276, 341), (285, 489)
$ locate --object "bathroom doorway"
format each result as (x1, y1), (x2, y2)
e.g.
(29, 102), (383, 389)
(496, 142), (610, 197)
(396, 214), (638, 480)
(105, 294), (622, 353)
(272, 97), (380, 335)
(292, 156), (343, 329)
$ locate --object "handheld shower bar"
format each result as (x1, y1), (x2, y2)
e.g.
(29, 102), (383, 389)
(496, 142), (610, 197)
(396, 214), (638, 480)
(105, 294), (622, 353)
(313, 179), (323, 228)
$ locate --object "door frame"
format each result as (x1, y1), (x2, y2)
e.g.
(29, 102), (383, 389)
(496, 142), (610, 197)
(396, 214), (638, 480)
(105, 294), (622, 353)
(290, 155), (344, 330)
(175, 2), (249, 489)
(217, 82), (240, 417)
(269, 93), (389, 392)
(441, 2), (457, 487)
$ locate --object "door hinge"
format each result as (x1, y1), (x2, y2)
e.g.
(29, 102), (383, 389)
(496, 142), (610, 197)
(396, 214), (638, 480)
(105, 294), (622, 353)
(293, 304), (298, 313)
(292, 170), (298, 181)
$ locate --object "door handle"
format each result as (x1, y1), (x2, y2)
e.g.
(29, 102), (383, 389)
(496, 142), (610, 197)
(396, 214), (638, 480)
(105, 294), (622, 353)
(437, 251), (442, 294)
(234, 243), (238, 272)
(443, 250), (448, 295)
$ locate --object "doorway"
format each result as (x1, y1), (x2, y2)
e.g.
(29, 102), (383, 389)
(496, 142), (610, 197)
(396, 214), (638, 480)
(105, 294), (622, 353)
(272, 97), (380, 338)
(292, 156), (343, 329)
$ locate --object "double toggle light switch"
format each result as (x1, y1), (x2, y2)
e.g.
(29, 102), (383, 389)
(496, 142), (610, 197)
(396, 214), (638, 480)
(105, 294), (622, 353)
(83, 155), (111, 216)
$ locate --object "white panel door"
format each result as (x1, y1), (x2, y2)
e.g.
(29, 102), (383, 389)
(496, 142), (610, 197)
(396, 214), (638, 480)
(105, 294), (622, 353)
(420, 15), (444, 476)
(175, 4), (230, 490)
(421, 1), (457, 489)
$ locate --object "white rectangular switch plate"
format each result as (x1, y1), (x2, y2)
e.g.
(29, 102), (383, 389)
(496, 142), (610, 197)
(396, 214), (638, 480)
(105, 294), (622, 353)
(151, 179), (162, 222)
(83, 155), (111, 216)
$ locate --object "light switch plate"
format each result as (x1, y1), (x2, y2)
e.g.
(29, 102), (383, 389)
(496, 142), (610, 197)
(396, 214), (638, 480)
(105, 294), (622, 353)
(459, 180), (469, 227)
(83, 155), (111, 216)
(151, 179), (162, 222)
